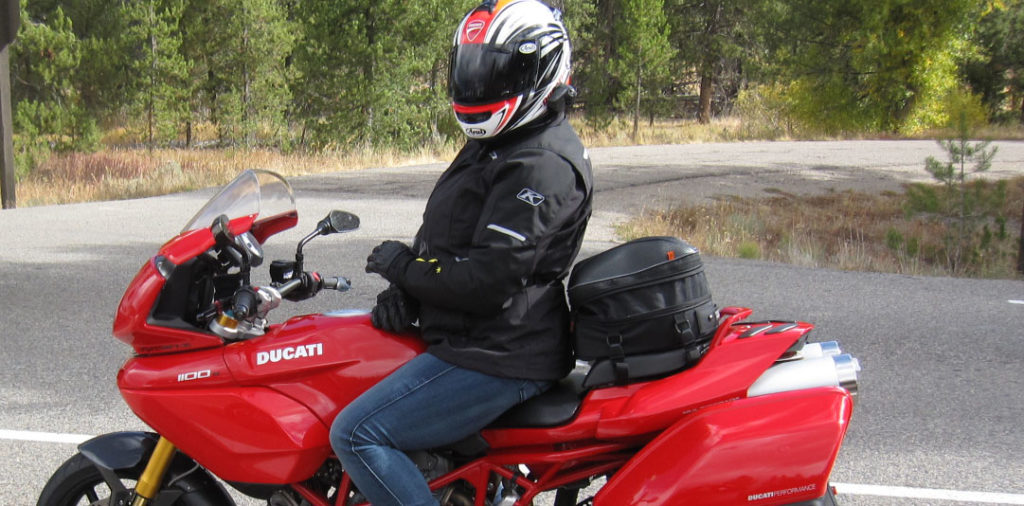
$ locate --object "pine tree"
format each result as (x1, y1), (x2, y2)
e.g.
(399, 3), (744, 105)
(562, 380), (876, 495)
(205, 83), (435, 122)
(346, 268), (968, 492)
(121, 0), (190, 147)
(612, 0), (675, 140)
(9, 2), (98, 177)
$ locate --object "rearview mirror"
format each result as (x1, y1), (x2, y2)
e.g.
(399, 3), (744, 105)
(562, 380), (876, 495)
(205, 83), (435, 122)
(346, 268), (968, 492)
(318, 210), (360, 235)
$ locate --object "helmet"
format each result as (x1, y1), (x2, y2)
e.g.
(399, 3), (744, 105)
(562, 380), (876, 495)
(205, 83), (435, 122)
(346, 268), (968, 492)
(449, 0), (572, 139)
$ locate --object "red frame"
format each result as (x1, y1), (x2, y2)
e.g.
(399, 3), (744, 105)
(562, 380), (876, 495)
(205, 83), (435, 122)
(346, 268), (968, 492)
(113, 215), (855, 505)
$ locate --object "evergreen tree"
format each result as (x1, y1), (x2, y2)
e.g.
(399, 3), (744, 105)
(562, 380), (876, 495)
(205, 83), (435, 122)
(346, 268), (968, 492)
(121, 0), (190, 147)
(612, 0), (674, 140)
(965, 0), (1024, 123)
(292, 0), (472, 150)
(9, 1), (98, 177)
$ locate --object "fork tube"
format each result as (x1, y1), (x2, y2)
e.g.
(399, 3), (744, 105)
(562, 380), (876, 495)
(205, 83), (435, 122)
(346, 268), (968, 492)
(131, 436), (177, 506)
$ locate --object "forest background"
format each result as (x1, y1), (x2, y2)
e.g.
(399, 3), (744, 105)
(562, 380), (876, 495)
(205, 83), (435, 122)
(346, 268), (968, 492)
(5, 0), (1024, 187)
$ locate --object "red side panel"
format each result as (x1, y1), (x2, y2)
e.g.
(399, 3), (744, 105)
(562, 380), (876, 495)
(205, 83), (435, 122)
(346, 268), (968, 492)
(119, 386), (330, 484)
(595, 388), (853, 506)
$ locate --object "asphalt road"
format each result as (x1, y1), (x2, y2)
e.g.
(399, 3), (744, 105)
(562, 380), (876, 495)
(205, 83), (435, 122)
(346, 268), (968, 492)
(2, 140), (1023, 505)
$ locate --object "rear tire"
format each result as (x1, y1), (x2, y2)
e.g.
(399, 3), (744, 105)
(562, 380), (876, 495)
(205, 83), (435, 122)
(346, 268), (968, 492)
(37, 451), (233, 506)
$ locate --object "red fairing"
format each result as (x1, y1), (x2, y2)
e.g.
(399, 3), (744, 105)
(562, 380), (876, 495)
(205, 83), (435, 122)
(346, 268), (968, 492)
(118, 313), (425, 484)
(596, 387), (854, 506)
(594, 320), (814, 439)
(113, 216), (258, 355)
(112, 259), (223, 354)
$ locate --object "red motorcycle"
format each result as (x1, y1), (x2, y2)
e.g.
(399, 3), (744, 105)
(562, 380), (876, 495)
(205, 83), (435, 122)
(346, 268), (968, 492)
(37, 170), (860, 506)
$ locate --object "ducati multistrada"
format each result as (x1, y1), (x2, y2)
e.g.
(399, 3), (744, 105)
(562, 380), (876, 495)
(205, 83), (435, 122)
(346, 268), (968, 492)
(37, 170), (860, 506)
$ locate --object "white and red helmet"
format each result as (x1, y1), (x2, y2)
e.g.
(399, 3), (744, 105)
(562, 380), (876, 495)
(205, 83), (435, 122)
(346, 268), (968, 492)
(449, 0), (572, 139)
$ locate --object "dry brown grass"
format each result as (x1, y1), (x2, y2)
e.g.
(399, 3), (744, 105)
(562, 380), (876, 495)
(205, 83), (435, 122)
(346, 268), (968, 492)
(621, 181), (1024, 279)
(16, 145), (458, 207)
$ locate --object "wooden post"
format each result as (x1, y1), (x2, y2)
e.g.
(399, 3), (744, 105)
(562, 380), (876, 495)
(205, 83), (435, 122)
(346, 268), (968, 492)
(1, 0), (20, 210)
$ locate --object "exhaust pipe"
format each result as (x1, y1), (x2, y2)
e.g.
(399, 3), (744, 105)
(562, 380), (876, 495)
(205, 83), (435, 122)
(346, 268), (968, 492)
(748, 347), (861, 398)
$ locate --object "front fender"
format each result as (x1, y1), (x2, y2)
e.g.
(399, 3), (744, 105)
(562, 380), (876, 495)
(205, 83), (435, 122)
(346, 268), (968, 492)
(79, 431), (156, 471)
(78, 431), (235, 506)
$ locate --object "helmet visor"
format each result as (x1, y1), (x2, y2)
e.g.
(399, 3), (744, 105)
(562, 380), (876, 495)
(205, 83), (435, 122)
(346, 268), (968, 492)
(449, 42), (540, 105)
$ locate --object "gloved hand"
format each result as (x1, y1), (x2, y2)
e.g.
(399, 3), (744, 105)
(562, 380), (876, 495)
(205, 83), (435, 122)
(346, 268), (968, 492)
(365, 240), (415, 283)
(371, 285), (419, 333)
(283, 271), (323, 302)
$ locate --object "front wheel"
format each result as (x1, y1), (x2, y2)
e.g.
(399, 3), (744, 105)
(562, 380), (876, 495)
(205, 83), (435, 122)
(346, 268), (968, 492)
(37, 451), (233, 506)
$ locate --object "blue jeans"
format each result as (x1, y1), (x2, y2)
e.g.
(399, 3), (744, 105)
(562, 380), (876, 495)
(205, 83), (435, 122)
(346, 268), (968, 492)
(329, 353), (551, 506)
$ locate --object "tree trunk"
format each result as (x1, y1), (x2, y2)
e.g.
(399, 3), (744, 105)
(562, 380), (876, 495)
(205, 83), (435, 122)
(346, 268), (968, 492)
(632, 64), (641, 142)
(698, 72), (713, 124)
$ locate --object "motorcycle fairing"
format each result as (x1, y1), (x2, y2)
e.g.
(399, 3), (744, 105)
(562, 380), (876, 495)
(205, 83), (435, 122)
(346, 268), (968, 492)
(119, 312), (425, 484)
(596, 387), (853, 506)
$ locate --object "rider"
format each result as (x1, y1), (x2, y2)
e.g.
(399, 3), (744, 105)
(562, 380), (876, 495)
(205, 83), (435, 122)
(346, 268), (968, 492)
(329, 0), (593, 504)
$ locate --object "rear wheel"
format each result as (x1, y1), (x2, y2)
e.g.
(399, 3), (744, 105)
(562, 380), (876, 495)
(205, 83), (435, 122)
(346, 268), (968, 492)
(37, 451), (233, 506)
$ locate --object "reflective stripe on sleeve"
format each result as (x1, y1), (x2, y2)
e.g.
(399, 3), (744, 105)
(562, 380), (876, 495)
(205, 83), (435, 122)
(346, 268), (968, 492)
(486, 224), (527, 242)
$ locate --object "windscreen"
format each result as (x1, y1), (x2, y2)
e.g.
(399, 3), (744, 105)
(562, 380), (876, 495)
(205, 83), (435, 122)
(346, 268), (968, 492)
(182, 170), (295, 233)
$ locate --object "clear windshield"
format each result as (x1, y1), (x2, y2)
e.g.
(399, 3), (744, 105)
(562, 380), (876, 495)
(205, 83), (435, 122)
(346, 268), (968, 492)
(182, 170), (296, 233)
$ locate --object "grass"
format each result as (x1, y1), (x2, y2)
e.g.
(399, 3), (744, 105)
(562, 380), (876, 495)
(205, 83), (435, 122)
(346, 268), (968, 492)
(619, 182), (1024, 279)
(16, 144), (459, 207)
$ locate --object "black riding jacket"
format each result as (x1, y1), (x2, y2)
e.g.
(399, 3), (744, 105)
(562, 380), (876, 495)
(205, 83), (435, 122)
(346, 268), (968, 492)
(394, 113), (593, 380)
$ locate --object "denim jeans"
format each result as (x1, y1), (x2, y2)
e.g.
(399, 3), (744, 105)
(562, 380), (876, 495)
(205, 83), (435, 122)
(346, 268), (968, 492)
(329, 353), (551, 506)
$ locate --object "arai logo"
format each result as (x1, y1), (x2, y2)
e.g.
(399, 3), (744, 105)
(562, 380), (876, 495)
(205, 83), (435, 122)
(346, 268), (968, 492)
(256, 343), (324, 365)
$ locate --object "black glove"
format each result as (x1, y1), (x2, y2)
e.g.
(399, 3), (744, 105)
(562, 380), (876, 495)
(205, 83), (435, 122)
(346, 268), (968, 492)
(365, 240), (415, 283)
(283, 271), (322, 302)
(371, 285), (419, 333)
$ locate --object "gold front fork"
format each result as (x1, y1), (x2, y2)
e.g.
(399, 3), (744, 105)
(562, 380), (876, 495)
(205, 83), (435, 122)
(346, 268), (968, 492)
(131, 436), (177, 506)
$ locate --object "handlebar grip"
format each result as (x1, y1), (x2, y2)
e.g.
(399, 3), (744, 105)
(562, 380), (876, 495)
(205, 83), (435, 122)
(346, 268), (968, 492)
(322, 277), (351, 292)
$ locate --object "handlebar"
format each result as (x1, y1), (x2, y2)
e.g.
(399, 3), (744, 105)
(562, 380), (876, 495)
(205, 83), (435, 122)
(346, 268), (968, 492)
(275, 273), (350, 298)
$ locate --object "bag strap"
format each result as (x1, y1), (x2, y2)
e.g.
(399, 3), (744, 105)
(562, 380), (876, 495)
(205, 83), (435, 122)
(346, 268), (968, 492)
(606, 334), (630, 386)
(674, 313), (697, 347)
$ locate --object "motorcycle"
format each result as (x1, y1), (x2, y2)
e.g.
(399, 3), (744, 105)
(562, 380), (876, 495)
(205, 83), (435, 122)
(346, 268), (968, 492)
(37, 169), (860, 506)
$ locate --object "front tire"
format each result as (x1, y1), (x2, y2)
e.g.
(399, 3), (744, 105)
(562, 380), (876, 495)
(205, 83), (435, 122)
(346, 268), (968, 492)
(37, 451), (233, 506)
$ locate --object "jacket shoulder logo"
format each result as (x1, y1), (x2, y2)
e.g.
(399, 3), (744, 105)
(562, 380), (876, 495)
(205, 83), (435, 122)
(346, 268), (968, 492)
(517, 188), (545, 206)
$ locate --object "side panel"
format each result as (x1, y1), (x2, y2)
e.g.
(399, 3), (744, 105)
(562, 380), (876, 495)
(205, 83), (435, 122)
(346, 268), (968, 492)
(120, 386), (330, 484)
(595, 388), (853, 506)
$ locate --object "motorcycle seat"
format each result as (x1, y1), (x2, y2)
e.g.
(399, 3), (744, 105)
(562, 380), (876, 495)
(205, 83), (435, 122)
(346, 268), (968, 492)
(489, 369), (588, 428)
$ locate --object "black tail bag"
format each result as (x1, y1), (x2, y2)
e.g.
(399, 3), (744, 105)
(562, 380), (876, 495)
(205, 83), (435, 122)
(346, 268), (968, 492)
(568, 237), (718, 387)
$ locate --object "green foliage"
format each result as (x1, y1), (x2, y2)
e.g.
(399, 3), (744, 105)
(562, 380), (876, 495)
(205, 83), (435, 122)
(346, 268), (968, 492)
(120, 0), (191, 146)
(181, 0), (295, 147)
(9, 1), (99, 178)
(761, 0), (984, 134)
(964, 0), (1024, 123)
(611, 0), (675, 139)
(4, 0), (1022, 160)
(291, 0), (471, 151)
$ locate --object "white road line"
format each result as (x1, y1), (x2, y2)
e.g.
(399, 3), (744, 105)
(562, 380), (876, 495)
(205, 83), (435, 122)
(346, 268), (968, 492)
(1009, 300), (1024, 305)
(835, 483), (1024, 504)
(2, 432), (1023, 504)
(0, 429), (92, 444)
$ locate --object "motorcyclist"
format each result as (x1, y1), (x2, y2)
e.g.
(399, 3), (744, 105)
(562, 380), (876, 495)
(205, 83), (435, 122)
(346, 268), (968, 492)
(328, 0), (593, 504)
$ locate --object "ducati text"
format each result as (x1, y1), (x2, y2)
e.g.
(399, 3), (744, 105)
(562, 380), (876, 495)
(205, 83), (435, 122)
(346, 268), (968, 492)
(256, 343), (324, 365)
